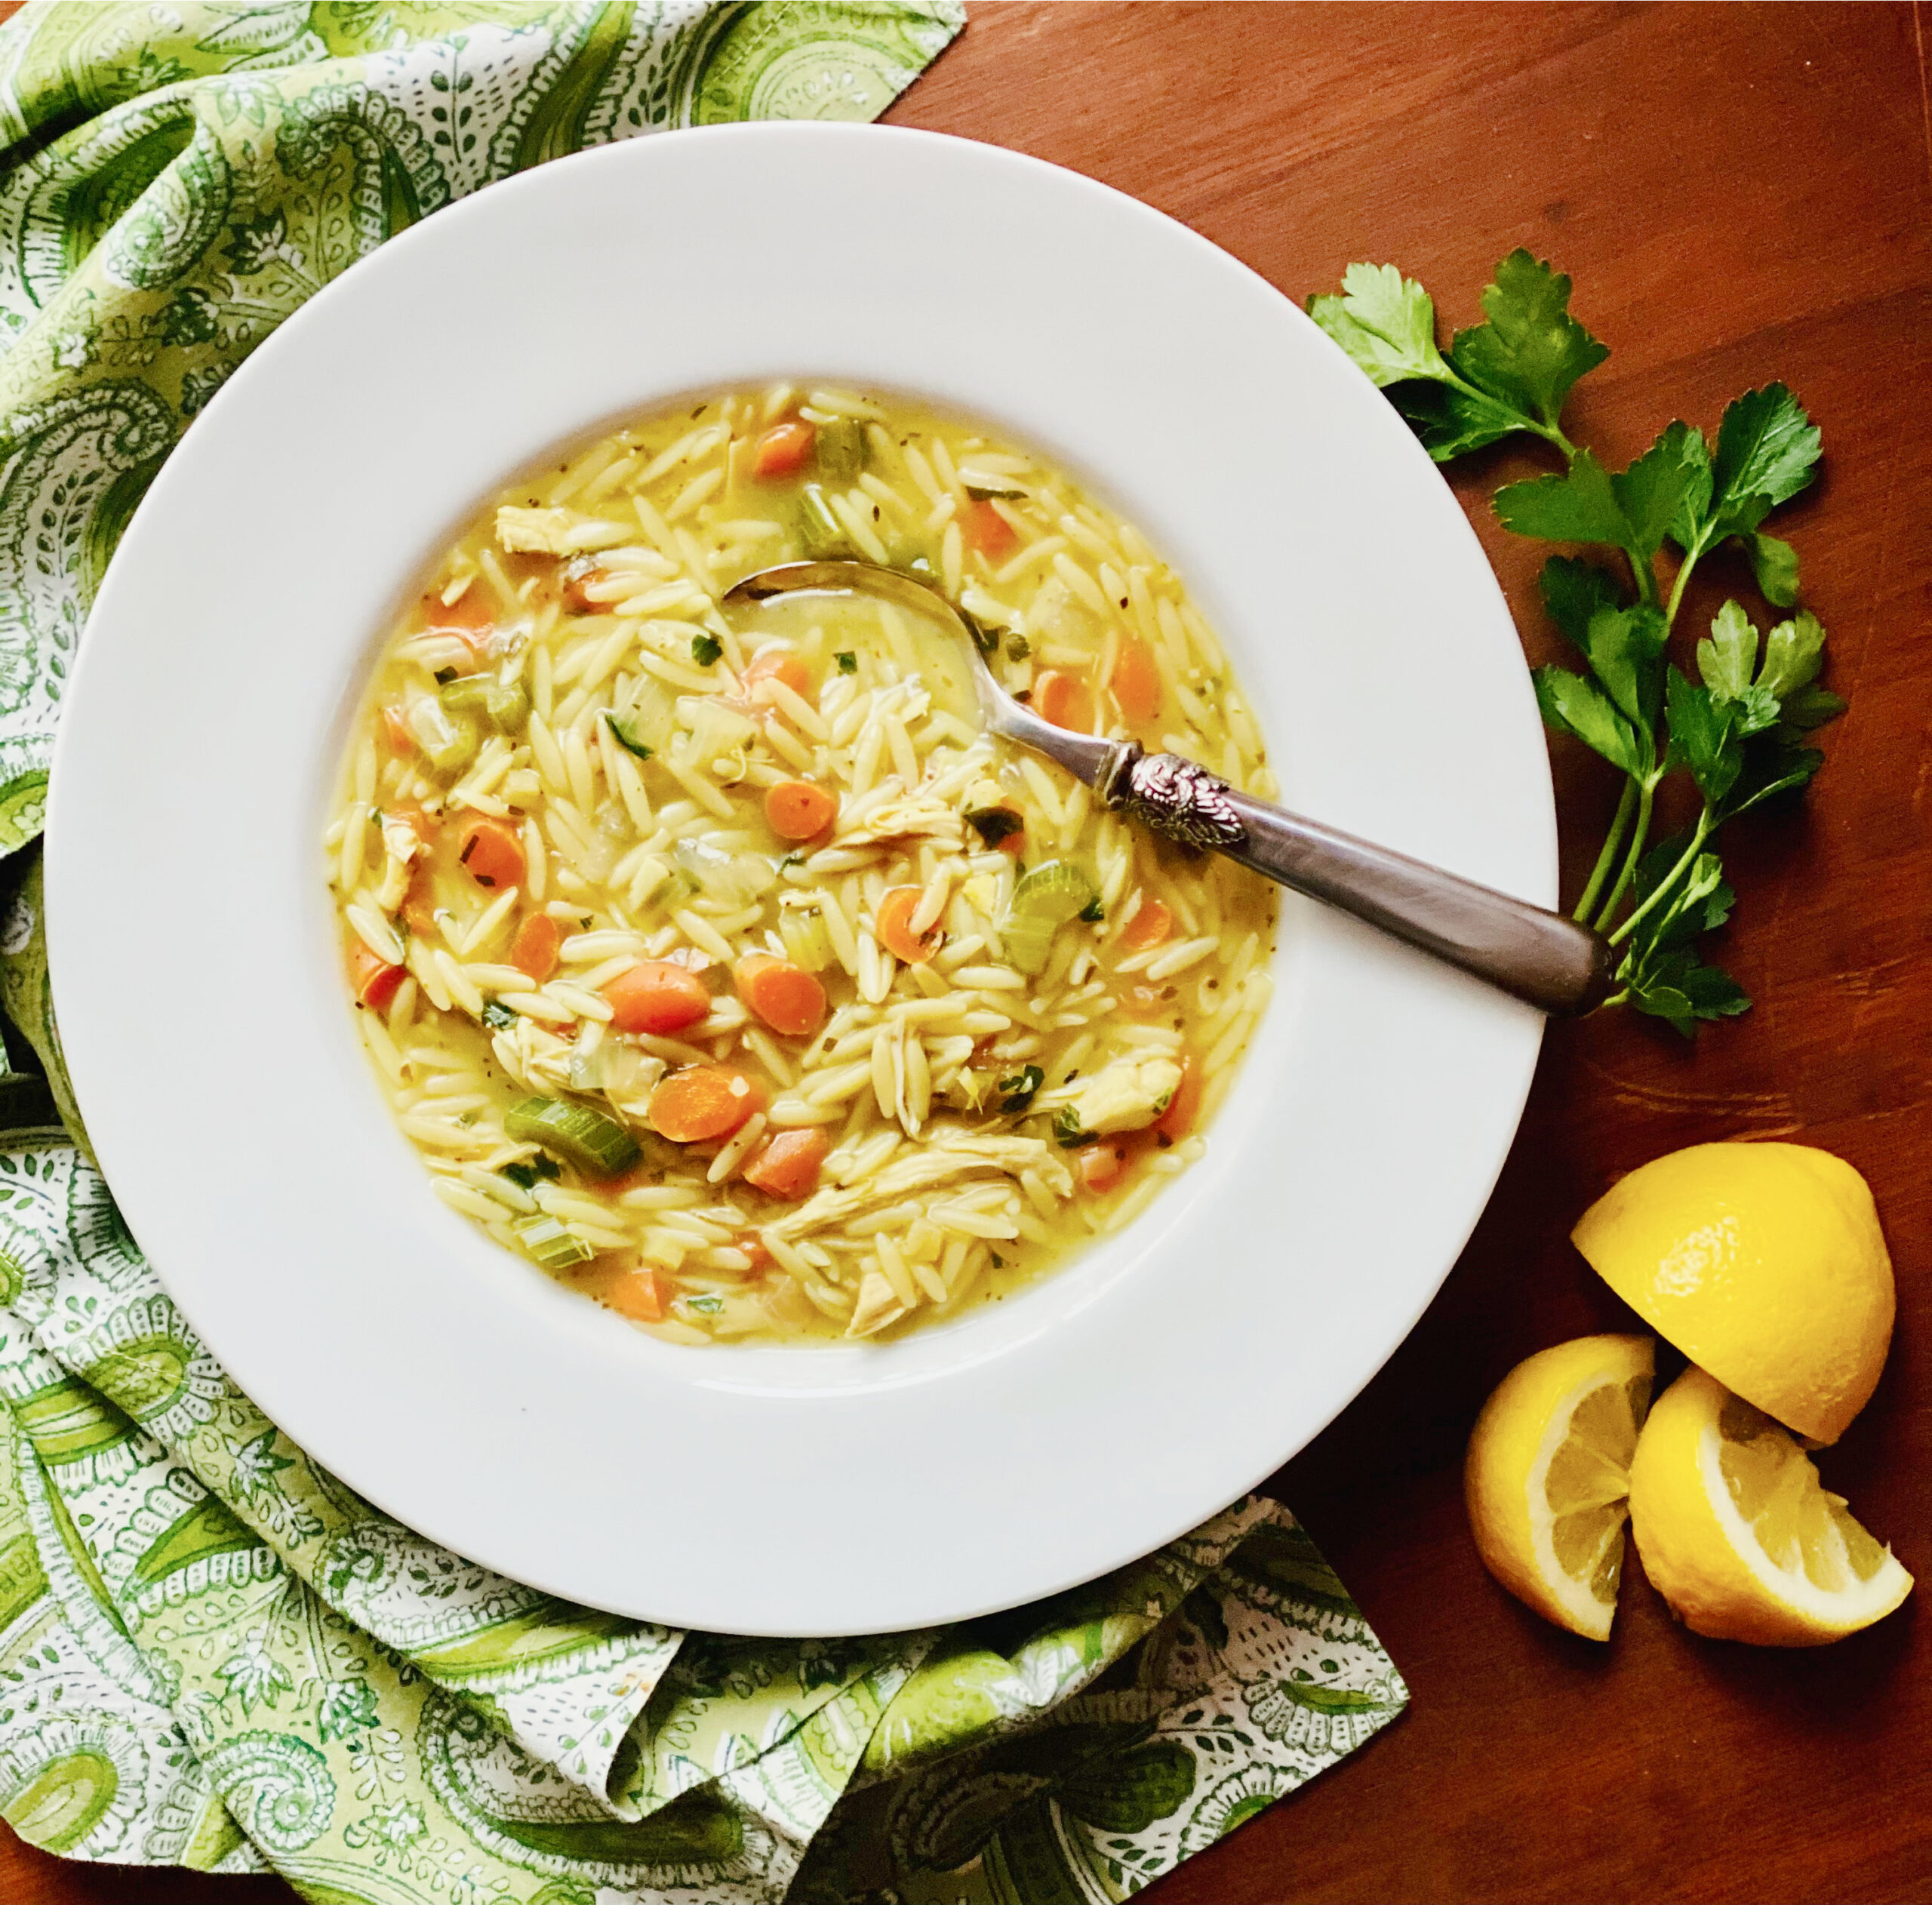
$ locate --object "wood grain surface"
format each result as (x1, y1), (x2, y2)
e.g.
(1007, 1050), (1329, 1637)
(2, 5), (1927, 1901)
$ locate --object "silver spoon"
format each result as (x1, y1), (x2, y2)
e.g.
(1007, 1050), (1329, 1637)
(723, 561), (1614, 1016)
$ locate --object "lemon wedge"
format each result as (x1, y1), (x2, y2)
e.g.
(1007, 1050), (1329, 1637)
(1573, 1142), (1893, 1445)
(1628, 1365), (1912, 1645)
(1464, 1334), (1655, 1639)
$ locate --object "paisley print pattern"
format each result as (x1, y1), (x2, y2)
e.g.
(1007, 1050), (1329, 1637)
(0, 5), (1412, 1899)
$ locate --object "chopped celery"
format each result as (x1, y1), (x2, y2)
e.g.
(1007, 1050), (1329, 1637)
(405, 697), (479, 773)
(503, 1097), (641, 1177)
(778, 905), (836, 971)
(441, 674), (530, 734)
(673, 834), (774, 906)
(817, 417), (866, 482)
(798, 482), (849, 558)
(1000, 860), (1099, 975)
(514, 1212), (593, 1269)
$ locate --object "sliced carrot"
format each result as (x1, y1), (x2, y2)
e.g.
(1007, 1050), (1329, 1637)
(1078, 1137), (1134, 1193)
(964, 498), (1017, 558)
(348, 941), (405, 1011)
(1121, 899), (1173, 952)
(601, 1266), (665, 1322)
(456, 816), (526, 891)
(603, 960), (712, 1035)
(742, 647), (812, 698)
(511, 912), (561, 983)
(380, 703), (413, 754)
(764, 778), (838, 841)
(1110, 633), (1163, 725)
(735, 1232), (774, 1273)
(1154, 1054), (1200, 1140)
(648, 1066), (767, 1143)
(736, 954), (828, 1037)
(402, 863), (438, 937)
(743, 1128), (830, 1200)
(876, 886), (942, 965)
(1032, 669), (1096, 734)
(421, 577), (497, 651)
(754, 421), (815, 479)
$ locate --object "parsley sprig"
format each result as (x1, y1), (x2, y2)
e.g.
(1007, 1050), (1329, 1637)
(1310, 252), (1839, 1035)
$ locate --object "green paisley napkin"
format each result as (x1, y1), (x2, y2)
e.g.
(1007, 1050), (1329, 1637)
(0, 5), (1410, 1898)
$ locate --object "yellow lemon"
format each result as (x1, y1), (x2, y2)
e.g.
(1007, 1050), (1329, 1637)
(1628, 1365), (1912, 1645)
(1572, 1142), (1892, 1445)
(1464, 1334), (1655, 1639)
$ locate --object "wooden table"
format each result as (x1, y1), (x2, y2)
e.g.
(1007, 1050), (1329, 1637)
(5, 4), (1927, 1901)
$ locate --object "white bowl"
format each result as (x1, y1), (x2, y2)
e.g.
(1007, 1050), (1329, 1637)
(48, 125), (1549, 1635)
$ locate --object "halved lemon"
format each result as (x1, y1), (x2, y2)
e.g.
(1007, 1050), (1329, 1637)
(1464, 1334), (1655, 1639)
(1628, 1365), (1912, 1645)
(1572, 1142), (1893, 1445)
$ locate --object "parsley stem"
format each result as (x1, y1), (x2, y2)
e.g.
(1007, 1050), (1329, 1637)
(1664, 543), (1703, 629)
(1593, 780), (1656, 931)
(1607, 808), (1714, 947)
(1573, 778), (1637, 922)
(1627, 548), (1660, 610)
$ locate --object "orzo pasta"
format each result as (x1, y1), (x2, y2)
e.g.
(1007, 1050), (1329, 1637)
(328, 387), (1278, 1344)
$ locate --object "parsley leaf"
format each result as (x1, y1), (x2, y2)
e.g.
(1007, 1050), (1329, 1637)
(1613, 420), (1709, 561)
(1538, 556), (1627, 649)
(1614, 835), (1750, 1036)
(1497, 424), (1709, 573)
(1052, 1106), (1097, 1149)
(1451, 249), (1608, 429)
(1495, 450), (1628, 546)
(1709, 383), (1822, 529)
(501, 1156), (561, 1189)
(481, 999), (518, 1030)
(1697, 599), (1758, 700)
(1578, 604), (1668, 741)
(601, 709), (654, 759)
(835, 650), (857, 674)
(965, 806), (1024, 848)
(998, 1063), (1044, 1114)
(691, 633), (722, 666)
(1669, 385), (1821, 560)
(1533, 666), (1643, 778)
(1757, 609), (1826, 698)
(1307, 263), (1452, 387)
(1743, 532), (1801, 608)
(1664, 666), (1743, 806)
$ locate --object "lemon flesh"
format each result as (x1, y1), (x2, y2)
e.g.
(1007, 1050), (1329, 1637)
(1465, 1334), (1655, 1640)
(1629, 1365), (1912, 1645)
(1573, 1142), (1893, 1445)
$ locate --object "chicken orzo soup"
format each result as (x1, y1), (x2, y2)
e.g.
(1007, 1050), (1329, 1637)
(328, 386), (1278, 1344)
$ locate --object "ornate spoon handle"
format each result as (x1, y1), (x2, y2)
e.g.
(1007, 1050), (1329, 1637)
(1101, 746), (1615, 1017)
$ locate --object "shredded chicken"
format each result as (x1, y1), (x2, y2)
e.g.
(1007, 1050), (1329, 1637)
(494, 505), (635, 557)
(846, 1269), (907, 1338)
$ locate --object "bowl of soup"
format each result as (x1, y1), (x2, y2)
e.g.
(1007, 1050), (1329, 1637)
(48, 125), (1552, 1633)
